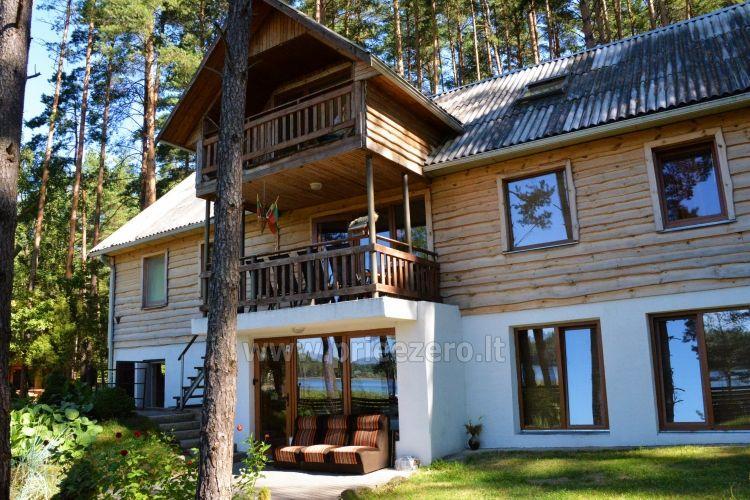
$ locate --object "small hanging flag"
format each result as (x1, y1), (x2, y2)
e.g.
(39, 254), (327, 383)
(266, 196), (280, 235)
(257, 193), (267, 234)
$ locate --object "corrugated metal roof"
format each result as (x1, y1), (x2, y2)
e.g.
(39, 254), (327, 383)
(429, 2), (750, 165)
(90, 173), (211, 255)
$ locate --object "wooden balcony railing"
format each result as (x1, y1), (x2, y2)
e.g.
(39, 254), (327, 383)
(200, 236), (440, 312)
(200, 82), (357, 179)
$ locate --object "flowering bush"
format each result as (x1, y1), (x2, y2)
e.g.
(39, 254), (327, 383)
(58, 425), (197, 499)
(236, 434), (270, 496)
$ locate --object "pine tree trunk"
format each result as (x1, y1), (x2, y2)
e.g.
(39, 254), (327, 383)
(544, 0), (559, 58)
(65, 20), (94, 279)
(657, 0), (669, 27)
(0, 1), (33, 496)
(481, 0), (501, 74)
(646, 0), (657, 29)
(496, 4), (513, 71)
(448, 32), (458, 85)
(315, 0), (323, 23)
(197, 0), (252, 497)
(29, 0), (72, 291)
(430, 0), (440, 93)
(685, 0), (692, 19)
(527, 1), (540, 64)
(579, 0), (597, 48)
(626, 0), (636, 35)
(91, 62), (112, 294)
(414, 0), (423, 90)
(600, 0), (612, 43)
(470, 0), (481, 81)
(392, 0), (404, 75)
(141, 27), (158, 210)
(614, 0), (623, 39)
(456, 23), (465, 85)
(81, 189), (87, 268)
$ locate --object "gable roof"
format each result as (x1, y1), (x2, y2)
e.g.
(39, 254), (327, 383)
(429, 2), (750, 166)
(158, 0), (461, 149)
(90, 173), (210, 256)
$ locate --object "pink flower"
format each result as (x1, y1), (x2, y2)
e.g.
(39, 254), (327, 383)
(236, 424), (243, 432)
(120, 449), (128, 456)
(133, 431), (142, 438)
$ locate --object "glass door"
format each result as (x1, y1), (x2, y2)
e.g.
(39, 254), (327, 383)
(255, 342), (293, 448)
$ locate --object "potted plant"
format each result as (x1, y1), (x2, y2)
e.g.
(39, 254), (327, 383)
(465, 417), (483, 450)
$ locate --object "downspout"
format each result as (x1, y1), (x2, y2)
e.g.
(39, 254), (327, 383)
(106, 255), (116, 384)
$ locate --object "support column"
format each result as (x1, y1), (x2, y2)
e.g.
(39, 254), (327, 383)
(239, 205), (246, 313)
(202, 199), (211, 314)
(366, 155), (379, 296)
(402, 173), (412, 253)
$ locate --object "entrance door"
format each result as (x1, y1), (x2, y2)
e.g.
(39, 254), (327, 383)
(254, 342), (293, 448)
(145, 361), (165, 408)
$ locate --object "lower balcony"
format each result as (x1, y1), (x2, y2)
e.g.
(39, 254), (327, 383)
(200, 236), (440, 313)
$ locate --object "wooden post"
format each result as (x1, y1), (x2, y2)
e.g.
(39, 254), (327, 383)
(366, 155), (378, 296)
(196, 120), (204, 189)
(402, 173), (412, 253)
(202, 199), (211, 314)
(239, 205), (246, 313)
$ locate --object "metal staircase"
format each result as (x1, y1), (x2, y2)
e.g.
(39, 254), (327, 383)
(174, 335), (205, 409)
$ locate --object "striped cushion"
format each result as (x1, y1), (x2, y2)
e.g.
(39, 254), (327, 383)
(331, 445), (377, 465)
(302, 444), (339, 463)
(327, 415), (348, 429)
(274, 445), (306, 463)
(352, 429), (378, 448)
(355, 414), (381, 430)
(293, 416), (317, 446)
(322, 415), (348, 445)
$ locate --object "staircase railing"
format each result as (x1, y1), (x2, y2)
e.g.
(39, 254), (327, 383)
(177, 335), (199, 410)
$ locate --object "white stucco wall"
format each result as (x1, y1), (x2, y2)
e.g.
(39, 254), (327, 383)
(112, 340), (206, 409)
(462, 286), (750, 449)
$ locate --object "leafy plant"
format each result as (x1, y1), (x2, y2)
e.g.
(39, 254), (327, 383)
(236, 434), (270, 495)
(58, 425), (197, 500)
(91, 386), (135, 419)
(465, 417), (483, 437)
(10, 403), (103, 465)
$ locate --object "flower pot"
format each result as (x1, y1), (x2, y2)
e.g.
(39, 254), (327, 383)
(468, 436), (480, 450)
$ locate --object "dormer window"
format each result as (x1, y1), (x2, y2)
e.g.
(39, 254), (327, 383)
(519, 75), (567, 101)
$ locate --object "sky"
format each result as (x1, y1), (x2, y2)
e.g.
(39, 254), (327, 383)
(24, 2), (58, 141)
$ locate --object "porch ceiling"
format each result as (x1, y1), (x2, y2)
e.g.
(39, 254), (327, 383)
(201, 148), (429, 212)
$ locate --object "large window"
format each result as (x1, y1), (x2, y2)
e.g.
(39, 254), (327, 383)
(296, 336), (344, 416)
(652, 308), (750, 430)
(653, 141), (727, 229)
(142, 253), (167, 308)
(350, 336), (398, 417)
(515, 323), (607, 429)
(501, 165), (577, 252)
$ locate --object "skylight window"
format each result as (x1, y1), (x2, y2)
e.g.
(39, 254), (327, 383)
(520, 75), (568, 101)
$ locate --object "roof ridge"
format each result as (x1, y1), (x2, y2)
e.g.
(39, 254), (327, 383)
(433, 2), (748, 99)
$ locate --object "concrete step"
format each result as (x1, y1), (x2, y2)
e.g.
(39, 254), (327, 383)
(180, 437), (201, 450)
(172, 428), (201, 441)
(138, 410), (197, 425)
(158, 420), (200, 432)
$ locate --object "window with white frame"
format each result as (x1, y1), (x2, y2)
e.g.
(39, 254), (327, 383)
(644, 128), (735, 231)
(142, 253), (167, 308)
(499, 160), (579, 252)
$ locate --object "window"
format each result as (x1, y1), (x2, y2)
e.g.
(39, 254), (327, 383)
(652, 308), (750, 430)
(349, 336), (398, 417)
(519, 75), (567, 101)
(645, 129), (735, 231)
(515, 323), (607, 429)
(500, 163), (578, 252)
(142, 253), (167, 308)
(296, 336), (344, 416)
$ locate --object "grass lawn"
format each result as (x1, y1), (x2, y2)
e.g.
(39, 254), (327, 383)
(362, 446), (750, 499)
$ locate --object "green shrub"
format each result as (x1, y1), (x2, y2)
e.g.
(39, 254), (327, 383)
(91, 386), (135, 419)
(58, 426), (197, 499)
(236, 434), (270, 496)
(10, 403), (103, 465)
(37, 371), (70, 405)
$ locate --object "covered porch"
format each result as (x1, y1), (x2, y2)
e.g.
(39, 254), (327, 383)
(198, 150), (440, 313)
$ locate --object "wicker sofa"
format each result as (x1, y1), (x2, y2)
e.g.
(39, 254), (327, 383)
(273, 414), (390, 474)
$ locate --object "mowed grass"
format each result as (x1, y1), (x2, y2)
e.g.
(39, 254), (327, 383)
(362, 446), (750, 499)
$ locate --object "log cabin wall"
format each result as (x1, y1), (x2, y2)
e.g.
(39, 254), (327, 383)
(365, 81), (445, 173)
(111, 186), (426, 348)
(430, 108), (750, 315)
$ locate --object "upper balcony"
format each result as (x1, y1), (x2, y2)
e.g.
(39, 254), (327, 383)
(197, 80), (360, 189)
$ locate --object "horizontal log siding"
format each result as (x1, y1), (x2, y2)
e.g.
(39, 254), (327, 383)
(430, 108), (750, 314)
(112, 187), (411, 347)
(365, 83), (443, 171)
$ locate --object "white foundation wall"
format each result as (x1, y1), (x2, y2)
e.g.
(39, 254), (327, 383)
(112, 340), (206, 409)
(462, 286), (750, 449)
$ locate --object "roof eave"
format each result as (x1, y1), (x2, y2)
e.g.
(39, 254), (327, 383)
(425, 92), (750, 177)
(89, 220), (209, 258)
